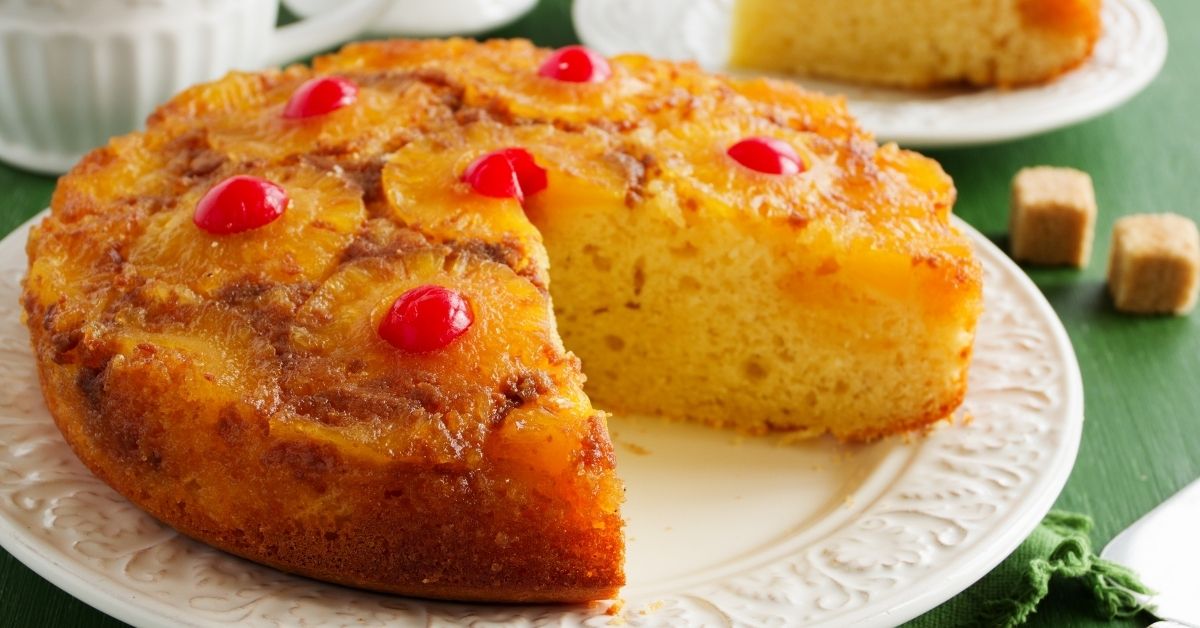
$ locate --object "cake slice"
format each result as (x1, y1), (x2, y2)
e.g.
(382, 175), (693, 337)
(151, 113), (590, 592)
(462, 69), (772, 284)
(325, 39), (983, 439)
(730, 0), (1102, 87)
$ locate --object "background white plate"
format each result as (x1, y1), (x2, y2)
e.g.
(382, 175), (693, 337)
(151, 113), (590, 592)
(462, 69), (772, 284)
(285, 0), (537, 37)
(573, 0), (1167, 148)
(0, 213), (1082, 626)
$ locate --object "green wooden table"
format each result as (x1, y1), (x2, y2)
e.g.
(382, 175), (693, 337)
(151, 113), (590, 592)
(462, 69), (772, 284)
(1, 1), (1195, 626)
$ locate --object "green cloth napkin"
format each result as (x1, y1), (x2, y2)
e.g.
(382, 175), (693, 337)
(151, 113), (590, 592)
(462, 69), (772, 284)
(905, 511), (1154, 628)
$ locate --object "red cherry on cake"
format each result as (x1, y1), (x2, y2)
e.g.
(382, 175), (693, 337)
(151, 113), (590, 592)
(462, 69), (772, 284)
(193, 175), (289, 235)
(538, 45), (612, 83)
(379, 285), (475, 353)
(463, 148), (548, 202)
(727, 137), (804, 176)
(282, 76), (358, 119)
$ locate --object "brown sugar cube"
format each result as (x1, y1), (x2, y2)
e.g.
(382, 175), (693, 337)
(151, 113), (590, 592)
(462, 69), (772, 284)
(1010, 166), (1097, 267)
(1108, 213), (1200, 315)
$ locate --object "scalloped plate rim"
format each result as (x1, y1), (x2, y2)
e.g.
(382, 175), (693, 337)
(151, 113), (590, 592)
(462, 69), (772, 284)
(861, 224), (1084, 625)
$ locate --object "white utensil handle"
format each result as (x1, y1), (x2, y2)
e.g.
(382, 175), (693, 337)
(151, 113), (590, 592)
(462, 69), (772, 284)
(267, 0), (390, 67)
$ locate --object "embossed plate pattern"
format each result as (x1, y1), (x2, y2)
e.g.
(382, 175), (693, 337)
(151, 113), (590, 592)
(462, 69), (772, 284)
(0, 212), (1082, 627)
(573, 0), (1167, 147)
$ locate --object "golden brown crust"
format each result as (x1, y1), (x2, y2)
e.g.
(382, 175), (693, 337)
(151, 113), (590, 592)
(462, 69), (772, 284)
(36, 359), (621, 603)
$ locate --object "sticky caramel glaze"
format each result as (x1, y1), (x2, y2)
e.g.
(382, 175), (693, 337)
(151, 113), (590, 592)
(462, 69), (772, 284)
(1019, 0), (1102, 36)
(24, 38), (981, 602)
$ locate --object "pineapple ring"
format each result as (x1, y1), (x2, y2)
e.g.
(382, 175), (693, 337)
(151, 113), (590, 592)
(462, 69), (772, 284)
(129, 161), (366, 296)
(284, 246), (587, 466)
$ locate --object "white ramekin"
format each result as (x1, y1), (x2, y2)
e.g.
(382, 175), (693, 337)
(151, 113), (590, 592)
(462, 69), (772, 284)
(0, 0), (388, 174)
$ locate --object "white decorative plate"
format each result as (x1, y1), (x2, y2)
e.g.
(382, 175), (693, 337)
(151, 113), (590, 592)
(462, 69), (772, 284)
(284, 0), (537, 37)
(0, 212), (1082, 627)
(573, 0), (1167, 147)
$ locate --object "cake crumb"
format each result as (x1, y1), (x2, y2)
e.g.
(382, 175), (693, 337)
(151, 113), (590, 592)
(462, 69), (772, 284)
(1108, 213), (1200, 314)
(621, 442), (651, 456)
(1010, 166), (1097, 267)
(605, 599), (626, 616)
(778, 426), (822, 445)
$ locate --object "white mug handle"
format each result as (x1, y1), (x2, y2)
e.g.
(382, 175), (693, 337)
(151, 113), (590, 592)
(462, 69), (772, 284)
(266, 0), (391, 67)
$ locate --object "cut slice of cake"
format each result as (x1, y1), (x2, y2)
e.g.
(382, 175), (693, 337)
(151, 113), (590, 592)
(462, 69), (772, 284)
(730, 0), (1102, 87)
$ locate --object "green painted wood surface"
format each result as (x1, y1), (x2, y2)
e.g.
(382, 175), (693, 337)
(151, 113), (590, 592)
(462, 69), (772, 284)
(0, 1), (1194, 626)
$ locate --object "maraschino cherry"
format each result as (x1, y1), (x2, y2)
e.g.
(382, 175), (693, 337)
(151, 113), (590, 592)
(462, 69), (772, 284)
(537, 45), (612, 83)
(282, 76), (358, 119)
(727, 137), (804, 175)
(462, 148), (548, 203)
(379, 285), (474, 353)
(193, 175), (289, 235)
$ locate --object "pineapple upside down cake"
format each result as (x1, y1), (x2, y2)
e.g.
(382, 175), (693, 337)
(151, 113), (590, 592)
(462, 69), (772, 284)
(21, 39), (982, 602)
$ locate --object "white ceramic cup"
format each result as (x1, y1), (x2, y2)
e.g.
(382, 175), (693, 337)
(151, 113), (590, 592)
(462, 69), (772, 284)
(0, 0), (389, 174)
(285, 0), (537, 37)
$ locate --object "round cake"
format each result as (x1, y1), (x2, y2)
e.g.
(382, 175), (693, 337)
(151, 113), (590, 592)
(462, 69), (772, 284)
(21, 39), (982, 602)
